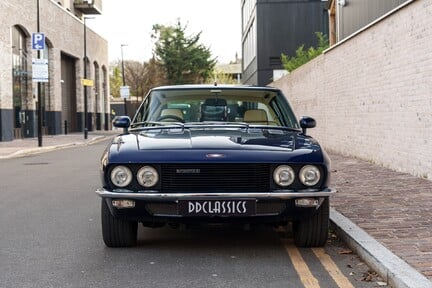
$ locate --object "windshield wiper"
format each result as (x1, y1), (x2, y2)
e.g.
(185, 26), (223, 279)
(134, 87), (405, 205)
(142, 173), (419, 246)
(130, 121), (300, 133)
(263, 126), (301, 132)
(131, 121), (161, 128)
(130, 121), (184, 130)
(182, 122), (300, 132)
(185, 122), (250, 128)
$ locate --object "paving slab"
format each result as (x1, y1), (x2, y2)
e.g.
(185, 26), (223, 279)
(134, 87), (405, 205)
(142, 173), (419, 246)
(328, 151), (432, 287)
(0, 132), (116, 159)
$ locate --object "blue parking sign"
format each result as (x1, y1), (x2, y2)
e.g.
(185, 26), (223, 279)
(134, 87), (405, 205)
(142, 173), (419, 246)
(32, 33), (45, 50)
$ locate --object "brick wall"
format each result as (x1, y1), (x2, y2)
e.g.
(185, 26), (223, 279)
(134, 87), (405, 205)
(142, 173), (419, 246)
(0, 0), (109, 139)
(272, 0), (432, 180)
(0, 0), (108, 110)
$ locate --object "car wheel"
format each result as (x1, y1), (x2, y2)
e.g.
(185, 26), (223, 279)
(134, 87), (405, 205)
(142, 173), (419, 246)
(293, 198), (329, 247)
(101, 199), (138, 247)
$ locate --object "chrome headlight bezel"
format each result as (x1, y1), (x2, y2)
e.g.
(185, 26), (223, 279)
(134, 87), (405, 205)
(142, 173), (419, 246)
(110, 165), (133, 188)
(273, 165), (295, 187)
(137, 165), (159, 188)
(299, 165), (321, 187)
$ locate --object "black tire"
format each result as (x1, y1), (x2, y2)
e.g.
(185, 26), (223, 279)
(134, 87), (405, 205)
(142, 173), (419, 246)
(101, 199), (138, 247)
(293, 198), (330, 247)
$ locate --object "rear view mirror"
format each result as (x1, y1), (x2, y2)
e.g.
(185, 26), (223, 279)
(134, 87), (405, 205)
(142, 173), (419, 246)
(201, 98), (227, 121)
(113, 116), (131, 133)
(299, 116), (316, 135)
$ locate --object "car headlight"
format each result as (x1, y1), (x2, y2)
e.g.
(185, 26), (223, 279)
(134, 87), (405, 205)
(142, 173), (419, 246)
(273, 165), (295, 187)
(299, 165), (321, 186)
(137, 166), (159, 187)
(110, 165), (133, 188)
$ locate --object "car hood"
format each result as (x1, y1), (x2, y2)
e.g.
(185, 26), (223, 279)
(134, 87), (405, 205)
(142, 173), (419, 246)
(106, 128), (325, 164)
(136, 128), (296, 151)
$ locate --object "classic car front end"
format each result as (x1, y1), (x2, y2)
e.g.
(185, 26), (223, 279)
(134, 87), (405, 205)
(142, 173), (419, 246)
(96, 85), (336, 248)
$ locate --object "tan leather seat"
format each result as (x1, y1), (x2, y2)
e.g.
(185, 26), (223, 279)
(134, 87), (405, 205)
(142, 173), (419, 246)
(243, 109), (268, 124)
(160, 108), (184, 120)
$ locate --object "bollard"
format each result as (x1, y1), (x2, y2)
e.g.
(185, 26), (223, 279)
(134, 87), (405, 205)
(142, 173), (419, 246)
(64, 120), (68, 135)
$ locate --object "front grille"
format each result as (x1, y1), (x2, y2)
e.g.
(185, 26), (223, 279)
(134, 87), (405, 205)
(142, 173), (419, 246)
(161, 164), (270, 192)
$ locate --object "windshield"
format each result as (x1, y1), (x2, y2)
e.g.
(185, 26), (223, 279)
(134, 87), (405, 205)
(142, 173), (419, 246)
(131, 87), (299, 129)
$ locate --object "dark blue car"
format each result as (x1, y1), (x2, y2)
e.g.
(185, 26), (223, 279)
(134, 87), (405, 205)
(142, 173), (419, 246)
(96, 84), (335, 247)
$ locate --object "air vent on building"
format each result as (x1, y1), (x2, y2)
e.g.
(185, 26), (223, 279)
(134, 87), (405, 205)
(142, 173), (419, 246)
(269, 57), (282, 67)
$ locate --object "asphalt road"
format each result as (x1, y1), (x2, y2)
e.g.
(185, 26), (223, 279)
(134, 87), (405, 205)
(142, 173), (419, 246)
(0, 140), (388, 288)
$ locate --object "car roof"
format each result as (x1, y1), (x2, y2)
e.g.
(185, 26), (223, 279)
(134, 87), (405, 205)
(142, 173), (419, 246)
(150, 84), (281, 93)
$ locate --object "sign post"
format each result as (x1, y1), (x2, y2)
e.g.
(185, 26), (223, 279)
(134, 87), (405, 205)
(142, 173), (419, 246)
(35, 0), (43, 147)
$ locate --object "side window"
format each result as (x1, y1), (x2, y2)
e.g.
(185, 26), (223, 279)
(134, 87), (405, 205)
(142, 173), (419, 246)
(133, 98), (149, 123)
(256, 103), (270, 117)
(270, 97), (299, 128)
(257, 103), (279, 124)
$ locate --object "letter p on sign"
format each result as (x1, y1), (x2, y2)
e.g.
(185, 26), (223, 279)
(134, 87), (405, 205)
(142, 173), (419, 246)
(32, 33), (45, 50)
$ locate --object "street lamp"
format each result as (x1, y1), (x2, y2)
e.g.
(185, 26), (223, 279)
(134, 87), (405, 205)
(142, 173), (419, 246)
(121, 44), (128, 116)
(83, 16), (94, 139)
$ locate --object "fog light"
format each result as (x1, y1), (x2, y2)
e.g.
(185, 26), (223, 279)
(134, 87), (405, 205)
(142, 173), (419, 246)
(112, 199), (135, 209)
(295, 198), (319, 207)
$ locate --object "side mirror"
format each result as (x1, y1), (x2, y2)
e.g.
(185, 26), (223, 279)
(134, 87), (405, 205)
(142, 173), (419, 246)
(299, 116), (316, 135)
(113, 116), (131, 133)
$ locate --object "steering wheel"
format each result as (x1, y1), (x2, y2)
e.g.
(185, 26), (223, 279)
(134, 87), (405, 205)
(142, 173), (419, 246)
(156, 115), (185, 123)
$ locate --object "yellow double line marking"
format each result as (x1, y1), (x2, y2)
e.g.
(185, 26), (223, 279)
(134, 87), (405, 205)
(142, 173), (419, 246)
(284, 241), (320, 288)
(283, 240), (354, 288)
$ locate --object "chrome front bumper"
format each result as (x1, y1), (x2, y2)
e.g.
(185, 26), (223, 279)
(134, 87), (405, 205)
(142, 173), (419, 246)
(95, 188), (336, 201)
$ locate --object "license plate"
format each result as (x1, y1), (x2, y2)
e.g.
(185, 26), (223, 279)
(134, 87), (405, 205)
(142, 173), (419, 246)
(178, 199), (256, 217)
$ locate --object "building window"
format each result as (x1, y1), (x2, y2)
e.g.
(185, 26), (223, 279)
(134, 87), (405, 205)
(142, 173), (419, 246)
(94, 62), (100, 129)
(40, 43), (50, 130)
(102, 66), (108, 130)
(242, 0), (255, 32)
(243, 20), (256, 69)
(12, 26), (28, 134)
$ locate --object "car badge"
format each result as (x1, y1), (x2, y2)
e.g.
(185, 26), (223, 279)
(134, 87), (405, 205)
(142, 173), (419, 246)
(206, 153), (225, 158)
(176, 169), (200, 174)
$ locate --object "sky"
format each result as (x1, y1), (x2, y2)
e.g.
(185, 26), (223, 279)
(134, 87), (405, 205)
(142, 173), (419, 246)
(87, 0), (242, 64)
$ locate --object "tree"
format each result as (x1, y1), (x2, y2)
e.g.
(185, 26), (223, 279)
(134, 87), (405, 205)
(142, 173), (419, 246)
(208, 71), (240, 85)
(109, 63), (123, 98)
(281, 32), (329, 72)
(141, 56), (168, 95)
(123, 60), (146, 98)
(152, 20), (217, 85)
(109, 57), (168, 101)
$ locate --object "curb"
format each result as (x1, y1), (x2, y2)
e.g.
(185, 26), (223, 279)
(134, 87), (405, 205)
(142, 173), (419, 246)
(330, 208), (432, 288)
(0, 135), (109, 159)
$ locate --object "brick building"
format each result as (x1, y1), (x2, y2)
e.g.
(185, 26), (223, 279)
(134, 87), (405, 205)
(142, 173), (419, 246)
(0, 0), (109, 141)
(272, 0), (432, 180)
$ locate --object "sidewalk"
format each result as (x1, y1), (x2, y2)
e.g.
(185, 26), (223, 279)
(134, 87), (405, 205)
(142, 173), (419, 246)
(0, 131), (117, 159)
(328, 151), (432, 287)
(0, 133), (431, 287)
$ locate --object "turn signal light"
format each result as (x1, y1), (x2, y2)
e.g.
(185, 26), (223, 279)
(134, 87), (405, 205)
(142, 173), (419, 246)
(295, 198), (319, 207)
(112, 199), (135, 209)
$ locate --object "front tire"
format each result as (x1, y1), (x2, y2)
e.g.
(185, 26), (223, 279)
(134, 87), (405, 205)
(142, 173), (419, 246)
(101, 199), (138, 247)
(293, 198), (330, 247)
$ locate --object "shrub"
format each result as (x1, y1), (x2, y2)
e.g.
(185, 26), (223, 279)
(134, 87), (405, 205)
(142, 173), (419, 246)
(281, 32), (329, 72)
